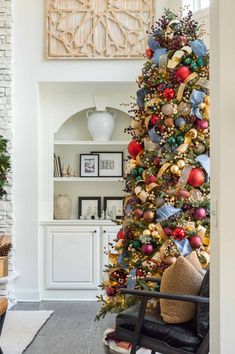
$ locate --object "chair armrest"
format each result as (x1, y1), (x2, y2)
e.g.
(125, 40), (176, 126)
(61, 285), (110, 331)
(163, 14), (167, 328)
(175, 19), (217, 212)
(120, 288), (209, 303)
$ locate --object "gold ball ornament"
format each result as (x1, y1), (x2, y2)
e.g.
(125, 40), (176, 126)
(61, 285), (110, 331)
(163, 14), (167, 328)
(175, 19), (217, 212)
(151, 230), (159, 237)
(170, 164), (179, 174)
(177, 159), (186, 169)
(143, 229), (151, 236)
(178, 102), (191, 116)
(148, 223), (156, 231)
(143, 210), (155, 222)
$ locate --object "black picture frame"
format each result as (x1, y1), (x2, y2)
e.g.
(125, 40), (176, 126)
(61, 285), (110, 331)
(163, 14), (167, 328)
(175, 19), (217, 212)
(104, 196), (124, 219)
(78, 197), (101, 219)
(79, 154), (99, 177)
(91, 151), (124, 177)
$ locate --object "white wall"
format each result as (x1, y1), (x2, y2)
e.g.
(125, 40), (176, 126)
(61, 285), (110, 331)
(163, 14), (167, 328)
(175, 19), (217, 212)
(13, 0), (168, 300)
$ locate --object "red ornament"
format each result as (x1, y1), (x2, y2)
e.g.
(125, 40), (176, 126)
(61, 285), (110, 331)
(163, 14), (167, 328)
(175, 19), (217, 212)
(175, 66), (192, 82)
(179, 36), (188, 46)
(146, 48), (153, 59)
(153, 157), (161, 167)
(134, 208), (143, 218)
(177, 189), (190, 200)
(141, 243), (154, 255)
(194, 207), (206, 220)
(143, 210), (155, 222)
(163, 88), (175, 100)
(151, 114), (161, 125)
(173, 227), (186, 240)
(188, 168), (205, 187)
(189, 236), (202, 249)
(136, 269), (145, 277)
(145, 175), (156, 184)
(196, 119), (208, 131)
(128, 140), (143, 158)
(163, 227), (172, 237)
(117, 229), (125, 240)
(106, 287), (117, 297)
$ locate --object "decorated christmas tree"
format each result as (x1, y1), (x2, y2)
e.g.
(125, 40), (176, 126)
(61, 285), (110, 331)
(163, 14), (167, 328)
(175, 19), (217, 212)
(97, 9), (210, 320)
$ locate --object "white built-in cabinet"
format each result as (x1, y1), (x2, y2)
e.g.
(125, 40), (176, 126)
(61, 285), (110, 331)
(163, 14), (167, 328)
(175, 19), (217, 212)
(39, 83), (133, 300)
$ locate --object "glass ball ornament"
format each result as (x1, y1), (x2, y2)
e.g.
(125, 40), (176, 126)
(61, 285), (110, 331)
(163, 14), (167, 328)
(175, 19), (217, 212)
(146, 48), (153, 59)
(189, 236), (202, 249)
(169, 19), (181, 32)
(175, 117), (186, 128)
(193, 142), (206, 155)
(178, 102), (191, 116)
(183, 57), (192, 65)
(170, 164), (179, 174)
(189, 189), (203, 202)
(176, 135), (184, 144)
(173, 227), (186, 240)
(132, 240), (142, 249)
(161, 103), (174, 116)
(141, 243), (155, 255)
(187, 168), (205, 187)
(175, 66), (191, 82)
(151, 230), (159, 238)
(177, 159), (185, 169)
(155, 196), (165, 207)
(148, 223), (156, 231)
(179, 36), (188, 46)
(168, 136), (176, 145)
(164, 117), (174, 127)
(143, 229), (151, 236)
(196, 57), (204, 67)
(143, 210), (155, 222)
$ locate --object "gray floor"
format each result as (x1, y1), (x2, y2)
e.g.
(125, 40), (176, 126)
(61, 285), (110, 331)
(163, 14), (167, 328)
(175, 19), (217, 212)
(12, 301), (115, 354)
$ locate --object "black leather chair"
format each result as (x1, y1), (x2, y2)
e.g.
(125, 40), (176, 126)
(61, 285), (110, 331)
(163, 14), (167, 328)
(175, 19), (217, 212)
(0, 297), (7, 354)
(116, 271), (209, 354)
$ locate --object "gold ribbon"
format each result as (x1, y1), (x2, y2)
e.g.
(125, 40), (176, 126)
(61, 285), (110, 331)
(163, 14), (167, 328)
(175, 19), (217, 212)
(157, 162), (171, 179)
(167, 46), (192, 69)
(177, 128), (198, 154)
(177, 72), (198, 101)
(156, 222), (168, 240)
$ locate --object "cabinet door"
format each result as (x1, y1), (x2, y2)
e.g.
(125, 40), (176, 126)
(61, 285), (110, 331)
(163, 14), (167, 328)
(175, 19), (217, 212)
(101, 225), (120, 270)
(45, 225), (100, 290)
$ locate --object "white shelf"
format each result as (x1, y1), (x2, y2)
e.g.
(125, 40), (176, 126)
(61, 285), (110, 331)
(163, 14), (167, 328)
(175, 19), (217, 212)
(54, 140), (129, 146)
(54, 177), (125, 182)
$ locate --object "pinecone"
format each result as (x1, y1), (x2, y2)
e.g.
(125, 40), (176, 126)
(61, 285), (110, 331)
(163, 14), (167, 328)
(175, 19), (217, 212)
(0, 242), (12, 257)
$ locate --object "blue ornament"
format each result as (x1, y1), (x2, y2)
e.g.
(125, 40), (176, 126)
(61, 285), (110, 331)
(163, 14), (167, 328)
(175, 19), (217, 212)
(175, 117), (186, 128)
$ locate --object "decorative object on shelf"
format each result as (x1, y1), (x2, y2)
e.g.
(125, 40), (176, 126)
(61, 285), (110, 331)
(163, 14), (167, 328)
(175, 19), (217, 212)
(91, 151), (123, 177)
(80, 154), (99, 177)
(86, 109), (116, 141)
(0, 235), (12, 278)
(78, 197), (101, 219)
(104, 197), (124, 220)
(0, 136), (11, 198)
(54, 153), (62, 177)
(67, 164), (75, 177)
(47, 0), (154, 59)
(54, 194), (72, 220)
(62, 165), (68, 177)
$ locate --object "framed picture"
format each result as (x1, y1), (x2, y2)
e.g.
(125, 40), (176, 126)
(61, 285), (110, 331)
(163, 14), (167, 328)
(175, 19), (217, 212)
(104, 197), (124, 219)
(80, 154), (99, 177)
(91, 151), (123, 177)
(78, 197), (101, 219)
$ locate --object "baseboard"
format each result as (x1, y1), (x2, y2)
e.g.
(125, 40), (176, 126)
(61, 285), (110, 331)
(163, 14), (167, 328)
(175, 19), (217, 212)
(15, 289), (41, 302)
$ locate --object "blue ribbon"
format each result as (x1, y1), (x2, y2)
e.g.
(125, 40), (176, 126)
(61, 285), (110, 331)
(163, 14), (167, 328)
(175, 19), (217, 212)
(156, 205), (181, 222)
(148, 127), (161, 144)
(173, 239), (192, 256)
(190, 39), (207, 58)
(189, 89), (206, 119)
(126, 268), (136, 289)
(136, 88), (148, 108)
(196, 154), (210, 178)
(147, 36), (167, 65)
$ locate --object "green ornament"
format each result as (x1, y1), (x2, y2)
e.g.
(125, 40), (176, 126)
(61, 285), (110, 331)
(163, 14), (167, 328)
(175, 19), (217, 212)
(183, 57), (192, 65)
(176, 135), (184, 144)
(190, 62), (198, 71)
(196, 58), (204, 67)
(136, 176), (142, 182)
(132, 168), (138, 177)
(168, 136), (176, 145)
(138, 167), (144, 175)
(132, 240), (142, 249)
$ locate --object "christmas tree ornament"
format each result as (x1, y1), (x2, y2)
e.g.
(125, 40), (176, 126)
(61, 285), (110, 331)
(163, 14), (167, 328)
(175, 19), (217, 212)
(146, 48), (153, 59)
(117, 230), (125, 240)
(134, 208), (144, 218)
(155, 196), (165, 207)
(136, 269), (145, 277)
(145, 175), (156, 184)
(178, 101), (191, 116)
(148, 223), (156, 231)
(189, 236), (202, 249)
(132, 240), (142, 249)
(177, 159), (186, 169)
(170, 164), (179, 174)
(189, 189), (203, 201)
(193, 142), (206, 155)
(143, 229), (151, 236)
(163, 227), (172, 237)
(151, 230), (159, 238)
(196, 57), (204, 67)
(128, 140), (143, 158)
(195, 207), (206, 220)
(143, 210), (155, 222)
(161, 103), (174, 116)
(163, 88), (175, 100)
(175, 117), (186, 128)
(164, 117), (174, 127)
(164, 255), (177, 266)
(153, 157), (161, 167)
(196, 119), (208, 130)
(151, 114), (160, 125)
(183, 57), (192, 65)
(187, 167), (205, 187)
(176, 135), (184, 144)
(141, 243), (154, 255)
(106, 287), (118, 297)
(175, 66), (191, 82)
(173, 227), (186, 240)
(179, 36), (188, 46)
(178, 189), (190, 199)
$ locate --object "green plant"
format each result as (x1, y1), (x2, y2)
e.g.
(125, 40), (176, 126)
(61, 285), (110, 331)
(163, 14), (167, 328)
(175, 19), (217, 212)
(0, 135), (11, 198)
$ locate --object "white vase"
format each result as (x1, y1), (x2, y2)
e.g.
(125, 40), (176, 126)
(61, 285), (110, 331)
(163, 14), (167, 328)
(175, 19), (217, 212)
(86, 109), (116, 141)
(54, 194), (72, 220)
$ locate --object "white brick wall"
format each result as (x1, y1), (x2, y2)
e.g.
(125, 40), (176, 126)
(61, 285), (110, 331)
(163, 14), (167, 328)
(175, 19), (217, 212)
(0, 0), (15, 305)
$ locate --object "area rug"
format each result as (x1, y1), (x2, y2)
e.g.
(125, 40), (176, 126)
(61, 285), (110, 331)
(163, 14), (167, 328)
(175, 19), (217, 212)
(1, 311), (53, 354)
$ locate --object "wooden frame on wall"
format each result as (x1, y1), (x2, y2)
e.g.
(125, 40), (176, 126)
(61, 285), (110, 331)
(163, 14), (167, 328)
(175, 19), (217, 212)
(46, 0), (155, 59)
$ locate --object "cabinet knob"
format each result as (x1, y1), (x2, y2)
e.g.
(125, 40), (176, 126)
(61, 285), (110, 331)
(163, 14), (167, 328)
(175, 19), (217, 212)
(103, 230), (106, 233)
(94, 230), (97, 233)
